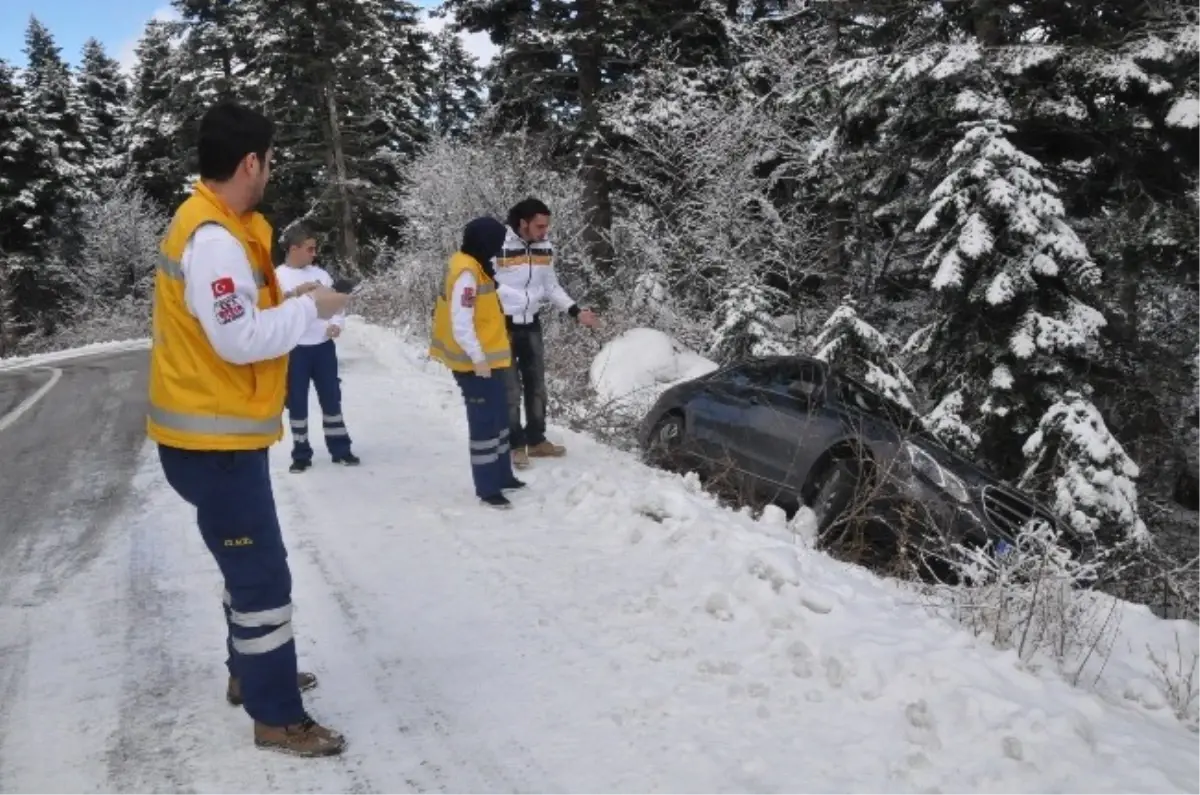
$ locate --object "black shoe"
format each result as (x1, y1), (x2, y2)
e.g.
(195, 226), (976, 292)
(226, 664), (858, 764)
(333, 453), (361, 466)
(481, 494), (512, 509)
(290, 460), (312, 473)
(502, 478), (526, 491)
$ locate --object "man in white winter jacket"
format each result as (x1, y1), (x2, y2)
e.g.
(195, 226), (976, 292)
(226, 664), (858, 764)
(275, 223), (360, 473)
(494, 198), (598, 469)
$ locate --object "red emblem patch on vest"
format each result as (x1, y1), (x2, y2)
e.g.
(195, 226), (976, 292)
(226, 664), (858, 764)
(211, 276), (235, 298)
(460, 286), (476, 308)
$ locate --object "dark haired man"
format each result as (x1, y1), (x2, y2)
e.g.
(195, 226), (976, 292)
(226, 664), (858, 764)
(495, 198), (598, 469)
(275, 222), (360, 473)
(147, 100), (347, 757)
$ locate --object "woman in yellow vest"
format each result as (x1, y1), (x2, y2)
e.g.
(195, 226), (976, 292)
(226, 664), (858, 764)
(429, 217), (524, 508)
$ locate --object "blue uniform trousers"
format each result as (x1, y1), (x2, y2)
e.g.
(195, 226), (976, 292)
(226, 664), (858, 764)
(157, 444), (306, 727)
(286, 339), (352, 463)
(453, 369), (516, 498)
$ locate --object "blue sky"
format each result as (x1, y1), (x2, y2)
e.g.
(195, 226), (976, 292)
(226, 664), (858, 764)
(0, 0), (470, 73)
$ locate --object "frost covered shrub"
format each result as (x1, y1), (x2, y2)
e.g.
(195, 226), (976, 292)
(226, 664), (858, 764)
(10, 177), (165, 355)
(932, 519), (1119, 681)
(75, 176), (165, 305)
(605, 61), (825, 354)
(364, 132), (717, 447)
(395, 131), (588, 285)
(363, 132), (595, 336)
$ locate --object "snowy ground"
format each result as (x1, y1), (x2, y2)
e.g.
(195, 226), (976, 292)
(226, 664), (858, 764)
(0, 320), (1197, 793)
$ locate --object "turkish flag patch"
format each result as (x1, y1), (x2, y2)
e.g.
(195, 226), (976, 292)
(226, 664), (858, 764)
(211, 277), (235, 298)
(460, 287), (476, 307)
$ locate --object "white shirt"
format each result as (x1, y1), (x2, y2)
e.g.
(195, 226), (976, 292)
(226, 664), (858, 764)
(274, 263), (346, 346)
(181, 225), (317, 365)
(449, 270), (485, 364)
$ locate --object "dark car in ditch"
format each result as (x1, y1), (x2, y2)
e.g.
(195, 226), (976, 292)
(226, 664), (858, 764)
(636, 355), (1087, 578)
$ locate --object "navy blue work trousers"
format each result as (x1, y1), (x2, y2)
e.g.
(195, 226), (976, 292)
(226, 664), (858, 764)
(453, 369), (515, 499)
(286, 339), (352, 463)
(157, 444), (306, 727)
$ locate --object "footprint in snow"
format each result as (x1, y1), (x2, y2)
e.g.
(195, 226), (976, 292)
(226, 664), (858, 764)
(799, 586), (836, 614)
(904, 699), (943, 752)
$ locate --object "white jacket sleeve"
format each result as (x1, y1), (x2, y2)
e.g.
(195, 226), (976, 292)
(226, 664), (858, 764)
(182, 225), (318, 365)
(448, 270), (485, 365)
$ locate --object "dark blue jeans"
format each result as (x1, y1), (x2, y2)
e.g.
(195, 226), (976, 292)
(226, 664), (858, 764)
(157, 444), (306, 727)
(454, 369), (516, 498)
(505, 323), (548, 448)
(286, 339), (352, 463)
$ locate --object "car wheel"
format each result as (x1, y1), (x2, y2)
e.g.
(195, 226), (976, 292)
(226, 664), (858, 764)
(645, 413), (686, 470)
(810, 459), (858, 538)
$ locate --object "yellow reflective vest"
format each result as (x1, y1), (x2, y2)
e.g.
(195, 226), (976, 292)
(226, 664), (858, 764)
(146, 182), (288, 451)
(428, 252), (512, 372)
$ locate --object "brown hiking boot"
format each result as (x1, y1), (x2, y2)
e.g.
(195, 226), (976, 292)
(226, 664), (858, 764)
(254, 716), (346, 757)
(513, 448), (531, 469)
(528, 440), (565, 458)
(227, 671), (318, 706)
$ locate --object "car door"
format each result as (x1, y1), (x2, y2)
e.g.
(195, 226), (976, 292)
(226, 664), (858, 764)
(736, 361), (830, 498)
(686, 363), (767, 470)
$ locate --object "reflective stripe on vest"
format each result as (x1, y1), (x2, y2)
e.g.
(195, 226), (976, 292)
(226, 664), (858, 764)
(148, 404), (281, 436)
(158, 252), (268, 287)
(427, 339), (510, 366)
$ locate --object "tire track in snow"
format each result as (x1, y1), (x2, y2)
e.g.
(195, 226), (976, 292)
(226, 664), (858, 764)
(0, 622), (30, 793)
(104, 466), (204, 793)
(270, 340), (722, 792)
(279, 487), (538, 794)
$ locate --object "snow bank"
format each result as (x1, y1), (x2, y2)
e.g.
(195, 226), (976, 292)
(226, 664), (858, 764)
(347, 322), (1197, 792)
(589, 327), (718, 414)
(0, 337), (150, 371)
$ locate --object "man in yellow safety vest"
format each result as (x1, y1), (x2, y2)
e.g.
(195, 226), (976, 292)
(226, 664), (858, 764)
(147, 100), (349, 757)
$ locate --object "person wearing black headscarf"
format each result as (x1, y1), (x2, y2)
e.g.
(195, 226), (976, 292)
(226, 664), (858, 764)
(427, 217), (525, 508)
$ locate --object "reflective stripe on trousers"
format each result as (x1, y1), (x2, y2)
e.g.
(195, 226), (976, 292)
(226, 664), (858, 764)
(223, 589), (295, 655)
(470, 427), (511, 465)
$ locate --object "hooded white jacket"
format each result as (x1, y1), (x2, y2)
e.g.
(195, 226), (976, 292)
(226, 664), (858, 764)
(491, 225), (579, 325)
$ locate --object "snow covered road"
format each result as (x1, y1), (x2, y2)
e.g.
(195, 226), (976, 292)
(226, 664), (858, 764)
(0, 323), (1195, 793)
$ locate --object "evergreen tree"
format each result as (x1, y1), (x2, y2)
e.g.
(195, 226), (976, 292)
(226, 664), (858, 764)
(169, 0), (260, 177)
(915, 118), (1145, 541)
(1021, 391), (1148, 545)
(443, 0), (740, 274)
(21, 17), (91, 240)
(0, 58), (41, 257)
(811, 298), (919, 415)
(430, 26), (483, 139)
(243, 0), (434, 269)
(708, 278), (789, 362)
(77, 38), (130, 185)
(124, 19), (186, 208)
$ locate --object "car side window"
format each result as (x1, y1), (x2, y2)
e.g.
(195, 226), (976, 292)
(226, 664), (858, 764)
(731, 360), (822, 401)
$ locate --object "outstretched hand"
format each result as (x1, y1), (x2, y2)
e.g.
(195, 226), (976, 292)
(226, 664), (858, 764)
(578, 308), (600, 328)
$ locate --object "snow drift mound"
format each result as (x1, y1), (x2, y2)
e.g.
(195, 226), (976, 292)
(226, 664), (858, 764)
(589, 328), (717, 414)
